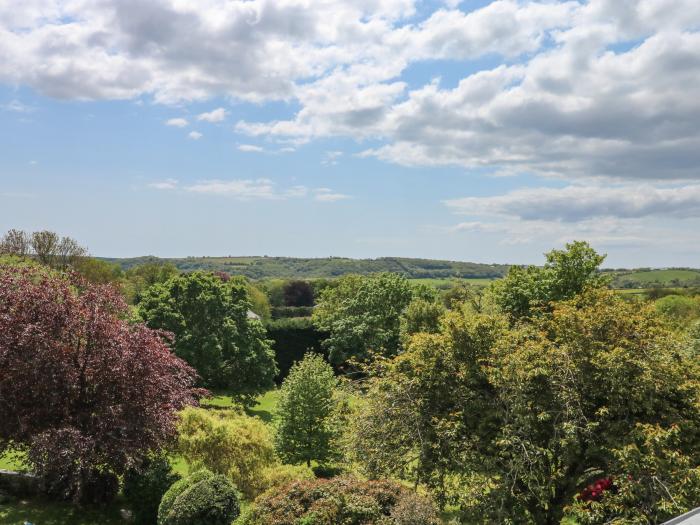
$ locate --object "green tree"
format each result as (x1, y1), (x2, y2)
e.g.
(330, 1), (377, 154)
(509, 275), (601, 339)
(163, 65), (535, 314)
(491, 241), (608, 321)
(138, 272), (277, 403)
(352, 290), (700, 523)
(275, 353), (343, 467)
(312, 273), (416, 364)
(124, 261), (179, 303)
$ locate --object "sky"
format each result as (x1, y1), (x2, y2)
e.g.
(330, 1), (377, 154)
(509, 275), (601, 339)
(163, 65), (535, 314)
(1, 0), (700, 267)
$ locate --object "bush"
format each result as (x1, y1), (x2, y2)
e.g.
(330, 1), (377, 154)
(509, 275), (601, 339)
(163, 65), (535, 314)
(177, 407), (277, 500)
(655, 294), (700, 323)
(124, 454), (180, 525)
(242, 476), (439, 525)
(258, 464), (315, 494)
(158, 469), (240, 525)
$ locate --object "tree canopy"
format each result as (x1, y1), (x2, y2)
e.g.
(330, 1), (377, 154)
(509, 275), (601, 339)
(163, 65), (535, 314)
(138, 271), (277, 404)
(0, 266), (199, 502)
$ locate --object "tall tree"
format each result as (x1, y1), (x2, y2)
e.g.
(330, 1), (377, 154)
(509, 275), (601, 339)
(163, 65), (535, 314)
(491, 241), (608, 321)
(0, 266), (199, 503)
(275, 353), (343, 467)
(313, 273), (417, 365)
(138, 271), (277, 404)
(352, 289), (700, 523)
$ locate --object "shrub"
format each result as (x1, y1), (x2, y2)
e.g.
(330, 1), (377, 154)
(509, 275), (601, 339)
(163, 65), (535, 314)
(266, 317), (328, 381)
(159, 470), (215, 525)
(158, 469), (240, 525)
(655, 294), (700, 323)
(258, 464), (315, 494)
(177, 407), (277, 499)
(124, 454), (180, 525)
(243, 476), (439, 525)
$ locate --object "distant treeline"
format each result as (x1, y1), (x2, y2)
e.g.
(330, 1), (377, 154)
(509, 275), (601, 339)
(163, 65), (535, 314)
(102, 255), (511, 280)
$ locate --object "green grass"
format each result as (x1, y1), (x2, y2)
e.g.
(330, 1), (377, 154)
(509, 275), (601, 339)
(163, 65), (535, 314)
(0, 497), (125, 525)
(613, 269), (700, 287)
(0, 451), (26, 472)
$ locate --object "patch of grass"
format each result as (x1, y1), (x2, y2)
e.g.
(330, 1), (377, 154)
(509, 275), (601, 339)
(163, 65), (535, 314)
(613, 269), (700, 288)
(0, 497), (125, 525)
(246, 389), (280, 423)
(0, 450), (27, 472)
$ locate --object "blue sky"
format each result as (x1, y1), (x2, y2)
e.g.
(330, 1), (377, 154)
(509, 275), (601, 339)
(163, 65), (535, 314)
(2, 1), (700, 267)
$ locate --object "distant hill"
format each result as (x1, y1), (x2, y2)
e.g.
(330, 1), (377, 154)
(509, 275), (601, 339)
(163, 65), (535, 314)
(103, 256), (511, 280)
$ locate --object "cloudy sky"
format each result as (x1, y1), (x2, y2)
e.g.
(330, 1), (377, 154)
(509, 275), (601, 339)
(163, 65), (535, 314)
(1, 0), (699, 266)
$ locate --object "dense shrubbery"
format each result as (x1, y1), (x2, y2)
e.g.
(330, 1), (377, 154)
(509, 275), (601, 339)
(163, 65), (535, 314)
(266, 317), (328, 381)
(242, 476), (439, 525)
(176, 407), (313, 500)
(158, 469), (239, 525)
(350, 244), (700, 523)
(124, 454), (180, 525)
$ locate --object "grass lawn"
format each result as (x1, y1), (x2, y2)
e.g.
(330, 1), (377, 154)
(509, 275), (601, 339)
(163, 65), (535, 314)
(0, 497), (126, 525)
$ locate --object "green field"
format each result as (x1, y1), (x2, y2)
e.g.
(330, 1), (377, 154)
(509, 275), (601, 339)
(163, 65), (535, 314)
(611, 269), (700, 288)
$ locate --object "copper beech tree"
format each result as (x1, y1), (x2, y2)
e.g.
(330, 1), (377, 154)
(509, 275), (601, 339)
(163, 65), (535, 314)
(0, 266), (201, 503)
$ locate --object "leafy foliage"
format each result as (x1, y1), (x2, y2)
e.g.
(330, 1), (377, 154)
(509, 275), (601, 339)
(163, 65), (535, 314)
(124, 454), (181, 525)
(491, 241), (608, 321)
(266, 317), (328, 381)
(176, 407), (277, 499)
(275, 353), (344, 467)
(158, 469), (239, 525)
(0, 266), (199, 503)
(138, 271), (277, 403)
(313, 273), (417, 364)
(283, 279), (315, 306)
(351, 246), (700, 523)
(242, 476), (439, 525)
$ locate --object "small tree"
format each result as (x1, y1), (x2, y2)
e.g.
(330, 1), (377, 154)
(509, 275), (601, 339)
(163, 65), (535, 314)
(275, 353), (342, 467)
(283, 280), (315, 307)
(0, 266), (199, 503)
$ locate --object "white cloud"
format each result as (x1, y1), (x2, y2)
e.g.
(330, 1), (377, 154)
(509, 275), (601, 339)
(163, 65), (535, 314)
(197, 107), (227, 122)
(165, 117), (188, 128)
(188, 131), (203, 140)
(314, 188), (351, 202)
(445, 184), (700, 221)
(148, 177), (349, 203)
(237, 144), (264, 153)
(4, 1), (700, 181)
(148, 178), (179, 190)
(3, 99), (35, 112)
(321, 151), (343, 166)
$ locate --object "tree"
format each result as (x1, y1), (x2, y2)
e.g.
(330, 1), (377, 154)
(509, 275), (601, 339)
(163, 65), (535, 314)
(313, 273), (417, 365)
(124, 261), (179, 304)
(0, 228), (30, 256)
(0, 266), (199, 503)
(351, 290), (700, 523)
(0, 229), (87, 269)
(283, 280), (315, 307)
(138, 271), (277, 404)
(275, 353), (343, 467)
(124, 454), (181, 525)
(491, 241), (608, 321)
